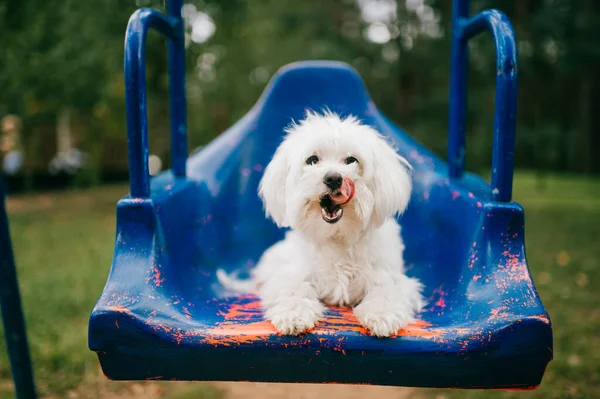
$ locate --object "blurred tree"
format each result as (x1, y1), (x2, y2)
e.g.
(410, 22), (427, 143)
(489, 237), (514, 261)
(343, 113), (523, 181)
(1, 0), (599, 190)
(0, 0), (169, 184)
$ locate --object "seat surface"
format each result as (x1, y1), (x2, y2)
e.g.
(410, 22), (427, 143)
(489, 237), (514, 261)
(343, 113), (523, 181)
(89, 61), (552, 389)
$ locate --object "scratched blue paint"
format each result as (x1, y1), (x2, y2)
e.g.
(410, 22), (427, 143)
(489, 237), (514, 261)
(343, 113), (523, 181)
(449, 1), (518, 202)
(88, 0), (552, 389)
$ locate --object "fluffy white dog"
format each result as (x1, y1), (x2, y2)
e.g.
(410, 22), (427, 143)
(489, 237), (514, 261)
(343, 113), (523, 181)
(217, 111), (425, 337)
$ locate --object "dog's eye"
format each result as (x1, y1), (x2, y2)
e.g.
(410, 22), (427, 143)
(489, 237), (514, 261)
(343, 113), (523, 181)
(345, 156), (358, 165)
(305, 155), (319, 165)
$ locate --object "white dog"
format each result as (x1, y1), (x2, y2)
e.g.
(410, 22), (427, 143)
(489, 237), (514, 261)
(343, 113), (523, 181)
(217, 111), (425, 337)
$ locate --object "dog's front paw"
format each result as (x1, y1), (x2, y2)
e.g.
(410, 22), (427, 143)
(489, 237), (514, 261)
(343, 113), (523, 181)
(265, 297), (324, 335)
(353, 301), (416, 338)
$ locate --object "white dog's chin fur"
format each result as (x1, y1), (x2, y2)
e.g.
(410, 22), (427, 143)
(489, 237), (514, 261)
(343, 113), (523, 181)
(217, 111), (425, 337)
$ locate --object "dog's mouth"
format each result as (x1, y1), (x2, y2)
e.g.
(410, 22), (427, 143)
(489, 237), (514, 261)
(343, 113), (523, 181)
(318, 178), (355, 224)
(319, 195), (343, 223)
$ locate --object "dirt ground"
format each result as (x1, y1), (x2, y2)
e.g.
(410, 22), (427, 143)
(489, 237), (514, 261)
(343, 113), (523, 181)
(214, 382), (425, 399)
(54, 368), (427, 399)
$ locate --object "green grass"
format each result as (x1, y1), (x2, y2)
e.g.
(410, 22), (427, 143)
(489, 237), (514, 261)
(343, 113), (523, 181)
(0, 185), (223, 399)
(0, 172), (598, 398)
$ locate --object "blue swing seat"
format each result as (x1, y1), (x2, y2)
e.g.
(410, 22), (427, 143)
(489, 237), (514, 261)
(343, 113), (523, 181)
(89, 1), (552, 389)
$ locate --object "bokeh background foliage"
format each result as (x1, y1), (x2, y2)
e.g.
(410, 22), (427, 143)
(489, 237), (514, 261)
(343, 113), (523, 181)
(1, 0), (599, 187)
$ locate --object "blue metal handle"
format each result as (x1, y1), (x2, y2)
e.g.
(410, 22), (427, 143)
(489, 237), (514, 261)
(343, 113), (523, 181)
(125, 0), (187, 198)
(448, 0), (518, 202)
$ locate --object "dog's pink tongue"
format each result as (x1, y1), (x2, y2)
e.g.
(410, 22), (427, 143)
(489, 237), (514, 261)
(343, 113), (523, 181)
(330, 177), (355, 205)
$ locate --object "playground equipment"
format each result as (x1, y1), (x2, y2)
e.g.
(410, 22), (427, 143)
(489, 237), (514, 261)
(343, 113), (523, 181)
(88, 0), (553, 389)
(1, 176), (37, 398)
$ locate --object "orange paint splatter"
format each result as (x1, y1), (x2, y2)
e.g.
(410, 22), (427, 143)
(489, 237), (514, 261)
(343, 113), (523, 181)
(218, 298), (262, 320)
(488, 306), (509, 321)
(528, 314), (551, 325)
(473, 275), (481, 281)
(105, 306), (133, 316)
(153, 324), (173, 334)
(138, 292), (535, 351)
(206, 319), (275, 336)
(172, 330), (186, 345)
(393, 320), (438, 338)
(313, 306), (370, 335)
(197, 296), (439, 346)
(150, 265), (165, 287)
(498, 385), (540, 391)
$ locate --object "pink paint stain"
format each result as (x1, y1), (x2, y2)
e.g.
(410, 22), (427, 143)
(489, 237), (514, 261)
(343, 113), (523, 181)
(451, 190), (460, 200)
(435, 297), (446, 308)
(409, 150), (427, 165)
(468, 249), (478, 269)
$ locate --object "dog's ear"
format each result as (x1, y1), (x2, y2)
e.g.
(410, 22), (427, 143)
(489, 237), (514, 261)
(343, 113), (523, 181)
(369, 133), (412, 228)
(259, 142), (291, 227)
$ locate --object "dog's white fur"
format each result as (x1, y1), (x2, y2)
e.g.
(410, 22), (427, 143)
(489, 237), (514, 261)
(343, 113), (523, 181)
(217, 111), (425, 337)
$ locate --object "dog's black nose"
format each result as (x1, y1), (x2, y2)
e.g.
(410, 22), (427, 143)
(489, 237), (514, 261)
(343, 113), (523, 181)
(324, 172), (343, 190)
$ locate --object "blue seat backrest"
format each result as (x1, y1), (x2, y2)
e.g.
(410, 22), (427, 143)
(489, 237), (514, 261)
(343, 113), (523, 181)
(151, 61), (490, 301)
